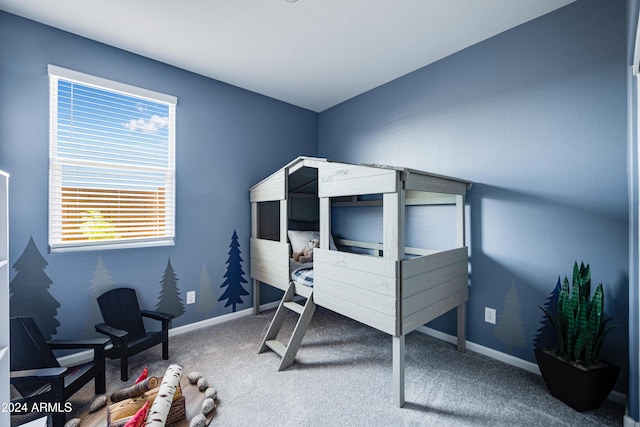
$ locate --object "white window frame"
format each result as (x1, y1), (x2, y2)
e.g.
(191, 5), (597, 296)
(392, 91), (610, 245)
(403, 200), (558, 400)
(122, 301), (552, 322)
(48, 65), (177, 253)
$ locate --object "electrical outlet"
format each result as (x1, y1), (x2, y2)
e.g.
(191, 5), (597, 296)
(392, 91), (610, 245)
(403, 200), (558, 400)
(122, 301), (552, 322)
(485, 307), (496, 324)
(187, 291), (196, 304)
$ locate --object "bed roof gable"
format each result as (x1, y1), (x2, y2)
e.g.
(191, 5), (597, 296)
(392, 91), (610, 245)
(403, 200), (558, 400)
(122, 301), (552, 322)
(250, 156), (472, 201)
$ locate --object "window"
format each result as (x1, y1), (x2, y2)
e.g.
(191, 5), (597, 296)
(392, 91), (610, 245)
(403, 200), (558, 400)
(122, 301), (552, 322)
(48, 65), (177, 252)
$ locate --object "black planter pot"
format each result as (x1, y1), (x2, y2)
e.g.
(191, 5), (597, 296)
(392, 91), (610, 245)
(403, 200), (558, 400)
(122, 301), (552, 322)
(534, 348), (620, 412)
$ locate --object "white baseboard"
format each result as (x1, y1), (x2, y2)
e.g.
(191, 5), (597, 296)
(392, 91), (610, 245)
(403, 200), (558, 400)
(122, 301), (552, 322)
(58, 306), (630, 411)
(625, 415), (640, 427)
(57, 301), (280, 367)
(168, 300), (279, 336)
(416, 326), (628, 407)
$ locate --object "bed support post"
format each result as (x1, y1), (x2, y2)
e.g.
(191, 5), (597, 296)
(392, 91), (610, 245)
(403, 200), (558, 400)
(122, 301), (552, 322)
(319, 197), (330, 250)
(455, 194), (465, 248)
(457, 304), (466, 352)
(456, 194), (467, 352)
(393, 334), (406, 407)
(385, 184), (406, 408)
(253, 279), (260, 315)
(251, 202), (261, 315)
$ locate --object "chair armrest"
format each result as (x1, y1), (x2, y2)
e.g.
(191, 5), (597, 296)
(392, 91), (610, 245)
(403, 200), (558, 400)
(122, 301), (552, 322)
(141, 310), (174, 322)
(48, 337), (109, 350)
(10, 367), (67, 383)
(95, 323), (128, 340)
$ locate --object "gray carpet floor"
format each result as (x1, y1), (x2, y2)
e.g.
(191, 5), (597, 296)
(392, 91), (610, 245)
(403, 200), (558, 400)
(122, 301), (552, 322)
(12, 306), (625, 426)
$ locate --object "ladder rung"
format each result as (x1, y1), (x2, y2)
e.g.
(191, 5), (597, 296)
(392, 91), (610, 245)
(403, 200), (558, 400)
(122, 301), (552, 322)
(265, 340), (286, 357)
(283, 301), (304, 315)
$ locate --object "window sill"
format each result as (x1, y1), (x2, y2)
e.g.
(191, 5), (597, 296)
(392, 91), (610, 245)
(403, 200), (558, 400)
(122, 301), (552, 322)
(50, 238), (175, 253)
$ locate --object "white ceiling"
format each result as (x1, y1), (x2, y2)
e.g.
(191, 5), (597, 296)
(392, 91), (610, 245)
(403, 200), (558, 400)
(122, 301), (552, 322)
(0, 0), (575, 112)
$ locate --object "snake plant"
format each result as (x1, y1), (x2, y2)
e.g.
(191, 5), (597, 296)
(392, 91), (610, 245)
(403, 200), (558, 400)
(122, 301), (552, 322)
(540, 261), (615, 367)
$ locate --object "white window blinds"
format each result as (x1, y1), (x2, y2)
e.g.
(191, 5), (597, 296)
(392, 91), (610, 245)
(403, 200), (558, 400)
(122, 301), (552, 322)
(48, 65), (177, 252)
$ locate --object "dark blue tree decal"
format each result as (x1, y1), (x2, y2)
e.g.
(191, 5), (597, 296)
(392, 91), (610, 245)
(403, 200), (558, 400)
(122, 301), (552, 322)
(533, 276), (561, 349)
(218, 230), (249, 312)
(9, 237), (60, 340)
(157, 257), (185, 318)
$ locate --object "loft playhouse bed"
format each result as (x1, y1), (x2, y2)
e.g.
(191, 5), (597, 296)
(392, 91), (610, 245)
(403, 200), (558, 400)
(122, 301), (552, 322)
(249, 156), (472, 407)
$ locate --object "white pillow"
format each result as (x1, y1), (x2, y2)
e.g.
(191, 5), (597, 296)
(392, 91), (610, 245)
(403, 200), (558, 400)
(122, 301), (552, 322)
(288, 230), (337, 253)
(288, 230), (319, 253)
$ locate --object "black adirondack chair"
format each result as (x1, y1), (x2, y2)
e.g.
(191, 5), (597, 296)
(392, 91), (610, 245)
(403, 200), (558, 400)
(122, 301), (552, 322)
(10, 316), (107, 427)
(95, 287), (174, 381)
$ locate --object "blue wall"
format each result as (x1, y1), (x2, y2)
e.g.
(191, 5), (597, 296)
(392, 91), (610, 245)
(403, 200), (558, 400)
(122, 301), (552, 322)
(0, 0), (633, 399)
(0, 12), (318, 338)
(319, 0), (629, 391)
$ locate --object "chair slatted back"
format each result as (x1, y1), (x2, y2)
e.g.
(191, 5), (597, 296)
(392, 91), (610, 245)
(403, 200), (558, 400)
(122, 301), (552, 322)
(97, 288), (146, 340)
(10, 316), (60, 398)
(10, 317), (59, 370)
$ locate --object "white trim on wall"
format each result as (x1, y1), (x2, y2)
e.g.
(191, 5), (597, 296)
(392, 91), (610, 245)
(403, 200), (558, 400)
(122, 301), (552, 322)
(47, 65), (177, 105)
(56, 300), (281, 368)
(417, 325), (627, 407)
(633, 67), (640, 423)
(625, 415), (640, 427)
(58, 300), (627, 408)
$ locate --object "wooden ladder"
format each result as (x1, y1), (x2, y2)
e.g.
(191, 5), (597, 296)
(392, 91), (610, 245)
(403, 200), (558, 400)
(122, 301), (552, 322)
(258, 282), (316, 371)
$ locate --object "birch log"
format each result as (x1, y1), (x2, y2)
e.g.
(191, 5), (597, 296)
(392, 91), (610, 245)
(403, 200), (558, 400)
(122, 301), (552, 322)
(107, 384), (183, 426)
(109, 417), (133, 427)
(144, 364), (183, 426)
(110, 377), (159, 403)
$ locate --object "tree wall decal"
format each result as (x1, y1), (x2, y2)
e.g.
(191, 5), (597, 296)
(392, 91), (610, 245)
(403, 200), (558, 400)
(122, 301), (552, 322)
(533, 276), (561, 349)
(196, 264), (217, 318)
(157, 257), (185, 318)
(85, 255), (116, 337)
(9, 237), (60, 340)
(218, 230), (249, 312)
(495, 281), (527, 354)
